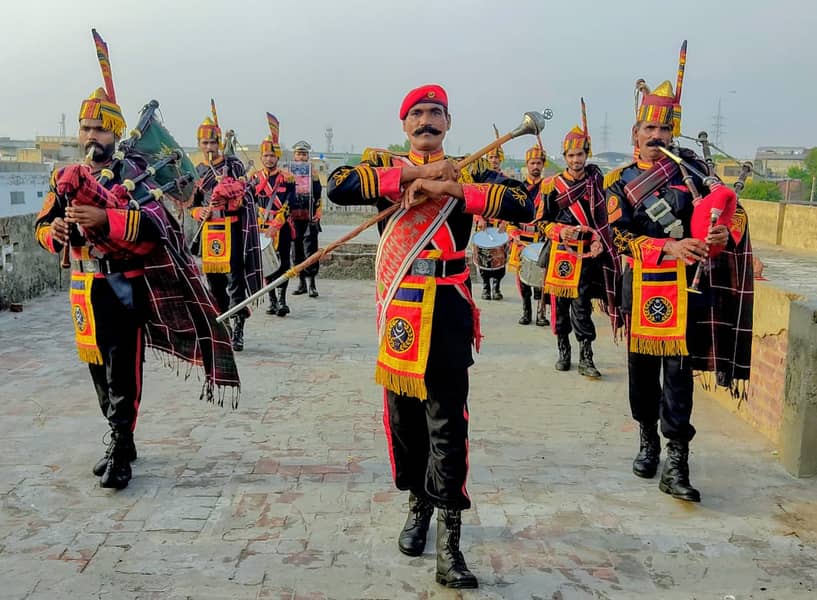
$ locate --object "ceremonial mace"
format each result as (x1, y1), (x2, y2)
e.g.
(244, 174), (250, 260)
(217, 109), (552, 323)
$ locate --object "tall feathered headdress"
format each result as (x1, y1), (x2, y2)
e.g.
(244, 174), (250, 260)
(78, 28), (126, 137)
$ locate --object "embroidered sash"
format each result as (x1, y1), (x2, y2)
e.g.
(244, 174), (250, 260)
(630, 259), (688, 356)
(543, 240), (584, 298)
(374, 198), (457, 400)
(202, 218), (231, 273)
(70, 270), (103, 364)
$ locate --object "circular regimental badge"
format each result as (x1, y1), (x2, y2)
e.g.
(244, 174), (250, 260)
(643, 296), (673, 324)
(386, 317), (415, 354)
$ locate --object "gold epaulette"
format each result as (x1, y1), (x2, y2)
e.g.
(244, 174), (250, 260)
(361, 147), (398, 167)
(539, 176), (555, 196)
(279, 168), (296, 183)
(603, 167), (624, 189)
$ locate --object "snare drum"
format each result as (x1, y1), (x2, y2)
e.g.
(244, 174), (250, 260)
(519, 242), (545, 288)
(472, 227), (509, 271)
(260, 235), (281, 278)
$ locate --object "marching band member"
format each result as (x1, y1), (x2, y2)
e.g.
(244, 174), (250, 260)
(189, 99), (263, 351)
(35, 30), (238, 489)
(536, 100), (620, 377)
(507, 145), (550, 325)
(328, 84), (533, 589)
(605, 41), (753, 502)
(251, 113), (296, 316)
(289, 140), (323, 298)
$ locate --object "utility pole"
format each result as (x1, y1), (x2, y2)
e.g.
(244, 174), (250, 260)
(712, 98), (725, 147)
(600, 112), (610, 153)
(324, 127), (334, 153)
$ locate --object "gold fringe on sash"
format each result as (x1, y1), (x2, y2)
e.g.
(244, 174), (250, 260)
(375, 367), (428, 401)
(543, 284), (579, 298)
(629, 337), (688, 356)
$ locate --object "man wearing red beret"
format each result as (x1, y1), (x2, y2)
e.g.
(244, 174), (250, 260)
(328, 84), (533, 589)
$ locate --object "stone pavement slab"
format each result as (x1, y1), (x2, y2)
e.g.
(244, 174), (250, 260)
(1, 280), (816, 599)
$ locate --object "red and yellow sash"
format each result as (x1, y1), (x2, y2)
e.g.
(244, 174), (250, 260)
(376, 263), (439, 400)
(70, 269), (103, 364)
(630, 258), (688, 356)
(202, 218), (231, 273)
(543, 240), (583, 298)
(374, 189), (463, 400)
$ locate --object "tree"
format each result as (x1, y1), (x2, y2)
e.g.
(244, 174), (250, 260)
(387, 140), (410, 153)
(804, 147), (817, 179)
(741, 181), (782, 202)
(788, 166), (811, 193)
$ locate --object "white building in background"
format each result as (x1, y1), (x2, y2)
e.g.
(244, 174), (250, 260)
(0, 162), (51, 218)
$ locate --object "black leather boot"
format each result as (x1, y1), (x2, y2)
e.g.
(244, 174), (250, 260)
(99, 430), (133, 489)
(481, 279), (491, 300)
(293, 275), (308, 295)
(578, 340), (601, 378)
(535, 300), (549, 327)
(307, 276), (319, 298)
(490, 278), (503, 301)
(93, 428), (137, 477)
(398, 493), (434, 556)
(265, 290), (279, 315)
(518, 297), (532, 325)
(659, 440), (701, 502)
(555, 334), (571, 371)
(436, 509), (478, 589)
(231, 315), (245, 352)
(632, 422), (661, 479)
(276, 285), (290, 317)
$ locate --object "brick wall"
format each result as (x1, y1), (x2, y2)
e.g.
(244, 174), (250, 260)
(697, 282), (794, 446)
(741, 332), (787, 443)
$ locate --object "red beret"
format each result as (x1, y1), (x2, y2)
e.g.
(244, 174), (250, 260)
(399, 84), (448, 120)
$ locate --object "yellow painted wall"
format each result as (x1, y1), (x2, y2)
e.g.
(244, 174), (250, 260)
(740, 198), (817, 251)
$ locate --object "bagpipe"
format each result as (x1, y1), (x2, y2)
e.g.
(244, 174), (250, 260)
(57, 100), (198, 267)
(657, 131), (751, 293)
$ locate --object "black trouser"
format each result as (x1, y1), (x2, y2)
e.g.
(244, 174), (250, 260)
(627, 352), (696, 442)
(479, 266), (505, 283)
(384, 367), (471, 510)
(88, 277), (146, 433)
(292, 219), (320, 277)
(266, 224), (293, 290)
(553, 271), (596, 342)
(206, 220), (247, 314)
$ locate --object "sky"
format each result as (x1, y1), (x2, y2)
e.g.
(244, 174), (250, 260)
(1, 0), (815, 160)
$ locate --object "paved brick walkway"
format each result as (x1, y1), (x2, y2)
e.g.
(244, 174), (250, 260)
(1, 280), (816, 599)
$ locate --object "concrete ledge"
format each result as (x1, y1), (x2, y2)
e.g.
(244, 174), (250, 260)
(781, 300), (817, 477)
(697, 280), (817, 477)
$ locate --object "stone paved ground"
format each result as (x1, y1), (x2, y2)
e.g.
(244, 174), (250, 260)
(1, 279), (816, 600)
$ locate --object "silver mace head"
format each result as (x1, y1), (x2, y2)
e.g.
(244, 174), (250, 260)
(508, 108), (553, 139)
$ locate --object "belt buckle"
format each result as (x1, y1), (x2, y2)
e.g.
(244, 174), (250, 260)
(412, 258), (436, 277)
(644, 198), (672, 222)
(75, 258), (100, 273)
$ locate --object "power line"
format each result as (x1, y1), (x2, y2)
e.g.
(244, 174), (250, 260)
(712, 98), (725, 147)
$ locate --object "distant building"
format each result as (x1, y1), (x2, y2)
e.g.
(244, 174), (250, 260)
(0, 162), (51, 218)
(754, 146), (808, 178)
(592, 151), (633, 173)
(715, 159), (753, 186)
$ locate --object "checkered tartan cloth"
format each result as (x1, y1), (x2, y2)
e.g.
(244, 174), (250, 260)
(58, 156), (241, 406)
(689, 206), (754, 398)
(622, 157), (680, 208)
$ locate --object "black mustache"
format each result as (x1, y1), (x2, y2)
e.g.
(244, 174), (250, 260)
(413, 125), (442, 136)
(645, 139), (667, 148)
